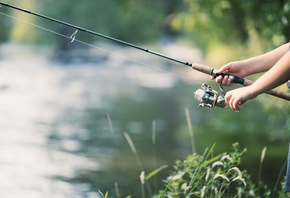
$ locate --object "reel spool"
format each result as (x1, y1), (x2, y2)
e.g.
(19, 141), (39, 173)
(193, 83), (227, 108)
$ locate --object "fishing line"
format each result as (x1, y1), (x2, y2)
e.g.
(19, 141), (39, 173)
(0, 11), (199, 85)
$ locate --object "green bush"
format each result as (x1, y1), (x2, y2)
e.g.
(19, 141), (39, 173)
(152, 143), (286, 198)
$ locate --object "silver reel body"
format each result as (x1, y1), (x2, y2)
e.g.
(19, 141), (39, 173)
(193, 83), (227, 108)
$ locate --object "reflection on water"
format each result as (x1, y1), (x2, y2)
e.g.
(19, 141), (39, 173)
(0, 43), (199, 197)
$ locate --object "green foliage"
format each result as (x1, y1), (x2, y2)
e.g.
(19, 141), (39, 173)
(98, 190), (109, 198)
(40, 0), (163, 43)
(0, 6), (10, 41)
(243, 0), (290, 48)
(173, 0), (290, 51)
(260, 96), (290, 140)
(3, 0), (289, 53)
(146, 165), (169, 181)
(2, 0), (184, 47)
(153, 143), (287, 198)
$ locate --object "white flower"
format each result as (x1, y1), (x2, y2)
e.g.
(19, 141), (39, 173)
(212, 187), (218, 195)
(169, 171), (185, 181)
(228, 167), (246, 186)
(221, 154), (233, 163)
(228, 167), (242, 177)
(214, 174), (229, 182)
(212, 161), (223, 168)
(201, 186), (206, 198)
(260, 147), (267, 164)
(140, 171), (145, 184)
(205, 167), (211, 181)
(181, 183), (191, 193)
(237, 187), (242, 198)
(249, 189), (255, 196)
(233, 175), (247, 187)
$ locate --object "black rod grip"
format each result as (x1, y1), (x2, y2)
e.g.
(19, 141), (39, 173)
(211, 69), (290, 101)
(211, 69), (245, 85)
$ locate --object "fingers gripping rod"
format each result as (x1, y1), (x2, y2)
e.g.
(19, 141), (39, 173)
(1, 1), (290, 105)
(192, 63), (290, 107)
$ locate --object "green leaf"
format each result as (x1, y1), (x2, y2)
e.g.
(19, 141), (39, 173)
(145, 165), (168, 180)
(104, 191), (109, 198)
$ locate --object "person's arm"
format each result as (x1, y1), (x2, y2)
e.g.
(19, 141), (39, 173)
(247, 50), (290, 95)
(244, 42), (290, 74)
(225, 50), (290, 112)
(214, 42), (290, 85)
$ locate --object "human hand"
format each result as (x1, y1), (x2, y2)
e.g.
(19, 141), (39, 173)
(211, 61), (248, 86)
(225, 86), (256, 112)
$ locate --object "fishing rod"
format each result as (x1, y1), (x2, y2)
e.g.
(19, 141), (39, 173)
(1, 1), (290, 108)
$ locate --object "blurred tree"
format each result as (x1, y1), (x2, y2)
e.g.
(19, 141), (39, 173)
(0, 6), (10, 41)
(38, 0), (122, 50)
(244, 0), (290, 46)
(1, 0), (185, 49)
(0, 2), (11, 41)
(2, 0), (186, 50)
(2, 0), (289, 50)
(7, 1), (38, 43)
(158, 0), (184, 42)
(173, 0), (290, 51)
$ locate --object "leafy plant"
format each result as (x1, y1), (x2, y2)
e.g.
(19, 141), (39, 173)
(152, 143), (286, 198)
(173, 1), (290, 51)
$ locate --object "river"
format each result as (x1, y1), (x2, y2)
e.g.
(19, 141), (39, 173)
(0, 43), (205, 197)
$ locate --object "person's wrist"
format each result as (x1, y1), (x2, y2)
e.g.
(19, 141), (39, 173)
(241, 59), (254, 77)
(249, 84), (263, 98)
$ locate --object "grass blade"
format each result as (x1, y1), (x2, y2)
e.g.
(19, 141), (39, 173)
(146, 165), (168, 180)
(123, 132), (144, 171)
(185, 108), (196, 154)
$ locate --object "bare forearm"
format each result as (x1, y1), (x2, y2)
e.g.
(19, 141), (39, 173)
(250, 50), (290, 96)
(244, 43), (289, 75)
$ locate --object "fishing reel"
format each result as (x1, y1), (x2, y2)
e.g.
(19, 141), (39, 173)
(193, 83), (227, 108)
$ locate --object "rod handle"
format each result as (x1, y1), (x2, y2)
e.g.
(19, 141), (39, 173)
(195, 66), (290, 101)
(213, 72), (245, 85)
(215, 71), (290, 101)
